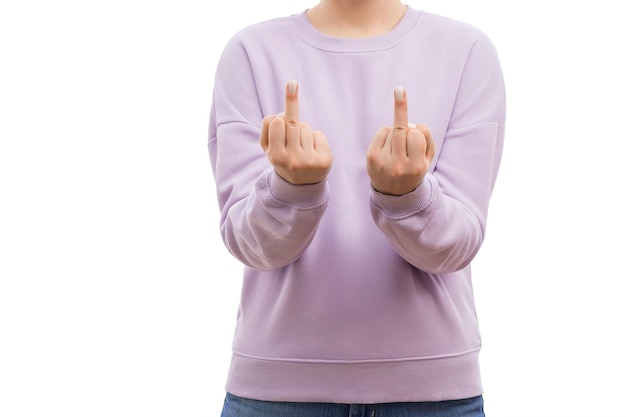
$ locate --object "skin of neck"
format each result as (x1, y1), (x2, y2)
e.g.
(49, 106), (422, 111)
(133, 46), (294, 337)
(307, 0), (407, 38)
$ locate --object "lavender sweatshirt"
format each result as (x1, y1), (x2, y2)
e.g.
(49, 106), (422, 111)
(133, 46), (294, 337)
(208, 6), (506, 403)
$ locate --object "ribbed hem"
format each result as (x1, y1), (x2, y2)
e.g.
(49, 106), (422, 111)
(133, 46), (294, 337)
(225, 349), (482, 404)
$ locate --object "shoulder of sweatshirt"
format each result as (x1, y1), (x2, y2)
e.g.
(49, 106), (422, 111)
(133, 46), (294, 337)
(417, 10), (495, 45)
(221, 14), (295, 49)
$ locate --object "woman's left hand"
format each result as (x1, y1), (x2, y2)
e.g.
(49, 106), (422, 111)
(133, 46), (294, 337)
(366, 87), (436, 196)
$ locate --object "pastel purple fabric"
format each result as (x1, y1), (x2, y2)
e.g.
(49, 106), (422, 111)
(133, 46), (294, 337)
(208, 5), (506, 404)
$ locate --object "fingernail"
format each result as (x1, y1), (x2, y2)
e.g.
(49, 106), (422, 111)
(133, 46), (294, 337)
(276, 112), (285, 118)
(394, 86), (405, 101)
(408, 122), (416, 128)
(288, 80), (298, 93)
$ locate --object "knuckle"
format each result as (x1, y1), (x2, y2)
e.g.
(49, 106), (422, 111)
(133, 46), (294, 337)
(366, 151), (381, 166)
(285, 119), (300, 129)
(391, 166), (407, 178)
(269, 117), (285, 130)
(267, 152), (285, 166)
(320, 153), (333, 167)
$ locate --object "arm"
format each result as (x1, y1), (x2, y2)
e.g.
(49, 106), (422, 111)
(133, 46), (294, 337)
(368, 35), (506, 274)
(208, 40), (331, 271)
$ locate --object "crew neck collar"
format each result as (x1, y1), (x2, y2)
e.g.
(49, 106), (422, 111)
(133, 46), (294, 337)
(291, 5), (422, 53)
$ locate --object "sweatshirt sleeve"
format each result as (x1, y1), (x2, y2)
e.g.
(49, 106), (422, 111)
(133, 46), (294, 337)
(208, 34), (330, 271)
(369, 33), (506, 274)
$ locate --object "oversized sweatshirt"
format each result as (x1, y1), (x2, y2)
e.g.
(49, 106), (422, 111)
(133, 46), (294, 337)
(208, 5), (506, 404)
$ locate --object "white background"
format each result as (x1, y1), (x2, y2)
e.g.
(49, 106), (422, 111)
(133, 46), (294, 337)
(1, 1), (625, 416)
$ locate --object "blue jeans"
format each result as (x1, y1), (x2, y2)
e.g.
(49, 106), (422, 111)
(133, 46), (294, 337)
(221, 392), (485, 417)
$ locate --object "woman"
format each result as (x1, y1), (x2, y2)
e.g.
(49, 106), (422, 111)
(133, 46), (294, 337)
(208, 0), (506, 415)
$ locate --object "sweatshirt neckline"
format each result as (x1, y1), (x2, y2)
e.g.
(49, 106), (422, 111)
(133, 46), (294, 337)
(291, 5), (422, 53)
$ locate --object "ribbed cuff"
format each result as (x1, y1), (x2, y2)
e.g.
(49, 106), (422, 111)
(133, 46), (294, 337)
(265, 169), (329, 208)
(369, 175), (435, 219)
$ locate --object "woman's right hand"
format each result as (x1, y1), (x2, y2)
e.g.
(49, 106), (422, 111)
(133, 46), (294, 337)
(260, 80), (333, 185)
